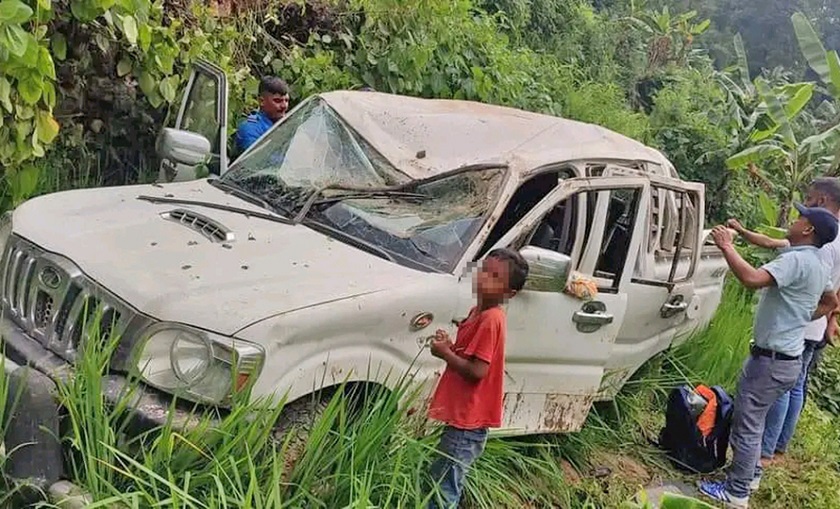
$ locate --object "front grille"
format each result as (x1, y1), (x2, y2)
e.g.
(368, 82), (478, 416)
(161, 209), (234, 243)
(0, 237), (132, 362)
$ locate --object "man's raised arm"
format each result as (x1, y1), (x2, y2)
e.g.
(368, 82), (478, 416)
(711, 226), (777, 289)
(726, 218), (789, 250)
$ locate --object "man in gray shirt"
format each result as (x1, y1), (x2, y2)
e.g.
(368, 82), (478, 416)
(699, 203), (838, 508)
(725, 177), (840, 474)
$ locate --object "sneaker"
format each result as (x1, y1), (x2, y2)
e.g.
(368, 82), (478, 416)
(749, 475), (761, 492)
(698, 480), (750, 508)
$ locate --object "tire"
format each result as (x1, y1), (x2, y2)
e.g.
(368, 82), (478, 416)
(271, 390), (333, 478)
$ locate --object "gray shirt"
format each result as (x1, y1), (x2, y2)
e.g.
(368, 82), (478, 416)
(753, 244), (831, 356)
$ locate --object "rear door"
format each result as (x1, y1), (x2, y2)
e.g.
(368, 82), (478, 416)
(473, 176), (651, 433)
(158, 60), (229, 182)
(596, 169), (706, 399)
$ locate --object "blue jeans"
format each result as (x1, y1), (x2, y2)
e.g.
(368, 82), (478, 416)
(428, 426), (488, 509)
(725, 354), (801, 498)
(760, 341), (817, 459)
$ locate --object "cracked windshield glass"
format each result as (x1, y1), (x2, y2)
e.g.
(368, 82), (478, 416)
(221, 98), (505, 272)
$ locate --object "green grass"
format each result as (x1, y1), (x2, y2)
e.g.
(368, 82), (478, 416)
(1, 279), (839, 508)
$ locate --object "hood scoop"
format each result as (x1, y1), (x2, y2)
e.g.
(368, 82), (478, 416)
(161, 209), (235, 243)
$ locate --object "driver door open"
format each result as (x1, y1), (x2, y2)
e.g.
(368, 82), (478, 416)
(158, 60), (229, 182)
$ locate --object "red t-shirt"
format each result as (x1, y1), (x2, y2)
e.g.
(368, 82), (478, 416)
(427, 306), (506, 429)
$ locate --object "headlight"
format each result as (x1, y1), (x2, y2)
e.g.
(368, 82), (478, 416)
(134, 323), (265, 405)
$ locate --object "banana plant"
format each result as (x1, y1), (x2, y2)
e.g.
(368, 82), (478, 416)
(792, 12), (840, 103)
(725, 71), (840, 226)
(791, 11), (840, 175)
(631, 6), (710, 73)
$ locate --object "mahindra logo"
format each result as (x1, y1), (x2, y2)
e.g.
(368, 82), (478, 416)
(39, 266), (62, 289)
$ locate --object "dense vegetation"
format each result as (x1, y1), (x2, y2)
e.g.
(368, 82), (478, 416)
(1, 0), (840, 507)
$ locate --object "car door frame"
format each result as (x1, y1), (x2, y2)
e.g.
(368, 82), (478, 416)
(471, 175), (651, 433)
(158, 59), (229, 182)
(595, 168), (707, 399)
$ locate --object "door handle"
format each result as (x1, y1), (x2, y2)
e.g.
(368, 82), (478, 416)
(573, 311), (614, 325)
(573, 300), (613, 333)
(660, 296), (688, 318)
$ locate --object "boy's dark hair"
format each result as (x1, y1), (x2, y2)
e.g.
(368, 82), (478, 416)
(810, 177), (840, 207)
(487, 248), (529, 292)
(259, 76), (290, 96)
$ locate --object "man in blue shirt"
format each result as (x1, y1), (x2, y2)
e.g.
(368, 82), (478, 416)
(699, 204), (839, 508)
(235, 76), (291, 154)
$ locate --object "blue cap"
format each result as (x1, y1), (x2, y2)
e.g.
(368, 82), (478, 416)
(794, 203), (839, 247)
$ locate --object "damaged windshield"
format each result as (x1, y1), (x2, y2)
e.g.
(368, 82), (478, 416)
(222, 97), (505, 272)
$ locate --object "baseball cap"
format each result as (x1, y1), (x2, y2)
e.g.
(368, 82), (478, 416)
(794, 203), (839, 247)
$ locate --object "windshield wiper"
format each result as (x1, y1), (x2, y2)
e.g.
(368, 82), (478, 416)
(313, 190), (429, 206)
(208, 178), (291, 218)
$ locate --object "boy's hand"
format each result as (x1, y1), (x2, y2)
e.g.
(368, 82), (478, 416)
(726, 218), (745, 233)
(434, 329), (450, 342)
(430, 337), (454, 359)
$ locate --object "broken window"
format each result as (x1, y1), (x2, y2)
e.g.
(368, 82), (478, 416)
(181, 72), (221, 155)
(590, 188), (643, 291)
(516, 186), (643, 293)
(639, 186), (700, 284)
(478, 168), (575, 258)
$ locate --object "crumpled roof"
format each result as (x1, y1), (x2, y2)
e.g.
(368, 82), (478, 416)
(320, 91), (676, 180)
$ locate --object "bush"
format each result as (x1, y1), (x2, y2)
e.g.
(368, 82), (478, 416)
(649, 66), (734, 223)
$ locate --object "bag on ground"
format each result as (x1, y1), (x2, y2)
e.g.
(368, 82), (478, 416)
(657, 384), (734, 473)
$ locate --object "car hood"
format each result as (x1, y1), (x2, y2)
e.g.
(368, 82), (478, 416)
(12, 180), (426, 335)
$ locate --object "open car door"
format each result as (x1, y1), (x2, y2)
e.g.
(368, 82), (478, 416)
(469, 175), (651, 433)
(158, 60), (229, 182)
(594, 165), (706, 400)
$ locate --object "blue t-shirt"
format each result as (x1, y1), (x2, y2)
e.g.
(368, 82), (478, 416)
(235, 110), (274, 153)
(753, 245), (832, 356)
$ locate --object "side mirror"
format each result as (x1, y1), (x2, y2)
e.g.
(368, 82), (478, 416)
(156, 128), (212, 166)
(519, 246), (571, 293)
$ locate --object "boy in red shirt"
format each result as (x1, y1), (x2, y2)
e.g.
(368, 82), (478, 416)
(427, 248), (529, 509)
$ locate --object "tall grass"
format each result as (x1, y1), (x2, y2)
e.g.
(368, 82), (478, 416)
(666, 280), (755, 391)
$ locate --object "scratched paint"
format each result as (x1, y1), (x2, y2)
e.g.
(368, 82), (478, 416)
(501, 392), (594, 433)
(541, 393), (595, 432)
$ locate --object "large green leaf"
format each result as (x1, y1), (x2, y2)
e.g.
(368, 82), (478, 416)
(17, 76), (41, 104)
(827, 50), (840, 100)
(0, 23), (28, 57)
(0, 77), (11, 112)
(733, 33), (753, 95)
(120, 14), (138, 45)
(691, 19), (710, 35)
(0, 0), (33, 24)
(801, 123), (840, 153)
(50, 32), (66, 60)
(35, 109), (58, 143)
(758, 190), (779, 225)
(726, 143), (786, 169)
(779, 82), (815, 118)
(792, 13), (831, 87)
(755, 77), (796, 148)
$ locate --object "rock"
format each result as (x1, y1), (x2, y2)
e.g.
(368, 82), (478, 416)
(49, 481), (93, 509)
